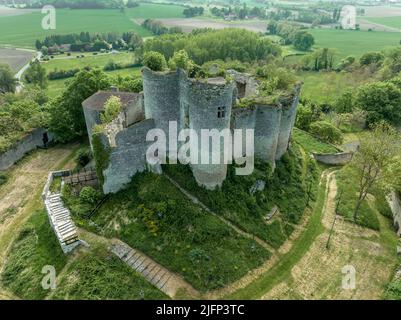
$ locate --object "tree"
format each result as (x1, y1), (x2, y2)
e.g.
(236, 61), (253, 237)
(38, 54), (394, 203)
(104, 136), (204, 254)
(47, 69), (111, 142)
(359, 51), (384, 66)
(267, 20), (278, 35)
(0, 64), (17, 93)
(24, 60), (48, 89)
(350, 122), (401, 221)
(334, 89), (356, 114)
(293, 31), (315, 51)
(356, 81), (401, 126)
(143, 51), (167, 71)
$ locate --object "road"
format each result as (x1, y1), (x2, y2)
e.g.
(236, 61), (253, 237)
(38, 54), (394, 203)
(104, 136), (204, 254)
(14, 49), (42, 93)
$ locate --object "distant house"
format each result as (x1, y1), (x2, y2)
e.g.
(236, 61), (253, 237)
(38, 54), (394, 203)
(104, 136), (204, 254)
(340, 5), (356, 30)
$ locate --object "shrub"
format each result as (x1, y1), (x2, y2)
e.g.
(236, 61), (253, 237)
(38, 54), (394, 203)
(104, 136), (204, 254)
(79, 186), (101, 205)
(143, 51), (167, 72)
(309, 120), (343, 144)
(75, 147), (92, 167)
(168, 49), (192, 71)
(0, 172), (8, 186)
(100, 96), (121, 124)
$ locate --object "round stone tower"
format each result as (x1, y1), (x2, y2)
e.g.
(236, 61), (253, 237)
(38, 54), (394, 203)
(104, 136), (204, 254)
(186, 77), (235, 190)
(254, 104), (282, 167)
(142, 67), (181, 148)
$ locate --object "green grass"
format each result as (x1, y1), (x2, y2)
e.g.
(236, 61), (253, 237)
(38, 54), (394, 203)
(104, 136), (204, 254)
(292, 128), (339, 154)
(50, 246), (169, 300)
(0, 210), (68, 299)
(42, 52), (136, 73)
(365, 17), (401, 30)
(226, 166), (329, 299)
(49, 176), (62, 193)
(309, 29), (400, 61)
(45, 65), (141, 98)
(298, 70), (371, 104)
(63, 172), (270, 292)
(335, 166), (380, 230)
(0, 4), (185, 48)
(163, 144), (320, 248)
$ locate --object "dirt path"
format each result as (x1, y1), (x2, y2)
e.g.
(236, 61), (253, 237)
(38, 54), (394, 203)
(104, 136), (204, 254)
(261, 171), (397, 300)
(0, 144), (79, 299)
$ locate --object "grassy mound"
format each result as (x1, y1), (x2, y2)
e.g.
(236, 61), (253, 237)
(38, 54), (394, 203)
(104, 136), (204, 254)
(163, 144), (320, 248)
(63, 173), (270, 292)
(335, 166), (380, 230)
(292, 128), (339, 154)
(1, 210), (67, 299)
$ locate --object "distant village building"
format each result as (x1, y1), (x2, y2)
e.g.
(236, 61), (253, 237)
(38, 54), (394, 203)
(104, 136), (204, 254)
(340, 5), (356, 30)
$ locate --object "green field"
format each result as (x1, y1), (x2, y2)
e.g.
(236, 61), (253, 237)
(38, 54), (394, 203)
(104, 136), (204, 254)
(365, 16), (401, 30)
(298, 70), (374, 104)
(42, 52), (135, 72)
(0, 4), (185, 48)
(309, 29), (401, 61)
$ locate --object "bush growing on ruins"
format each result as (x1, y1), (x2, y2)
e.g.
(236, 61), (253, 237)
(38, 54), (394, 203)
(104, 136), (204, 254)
(309, 120), (343, 144)
(100, 96), (121, 124)
(143, 51), (167, 72)
(168, 49), (193, 71)
(79, 186), (101, 205)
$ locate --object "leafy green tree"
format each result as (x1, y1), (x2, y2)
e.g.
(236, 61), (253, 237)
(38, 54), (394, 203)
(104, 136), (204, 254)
(24, 60), (48, 89)
(334, 89), (356, 114)
(0, 64), (17, 93)
(293, 31), (314, 51)
(350, 122), (401, 220)
(143, 51), (167, 71)
(47, 69), (111, 142)
(295, 104), (314, 131)
(359, 52), (384, 66)
(356, 81), (401, 126)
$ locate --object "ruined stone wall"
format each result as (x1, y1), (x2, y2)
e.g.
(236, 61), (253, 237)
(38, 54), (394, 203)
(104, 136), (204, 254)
(0, 128), (54, 170)
(83, 107), (101, 150)
(312, 152), (353, 165)
(102, 119), (160, 194)
(275, 84), (301, 160)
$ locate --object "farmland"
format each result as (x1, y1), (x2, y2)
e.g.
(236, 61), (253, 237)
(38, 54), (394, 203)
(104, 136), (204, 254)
(0, 3), (185, 48)
(0, 48), (33, 72)
(364, 16), (401, 30)
(309, 29), (401, 61)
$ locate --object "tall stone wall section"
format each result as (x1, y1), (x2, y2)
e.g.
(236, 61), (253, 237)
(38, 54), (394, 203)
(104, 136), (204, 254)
(275, 84), (301, 160)
(0, 128), (54, 170)
(102, 119), (160, 194)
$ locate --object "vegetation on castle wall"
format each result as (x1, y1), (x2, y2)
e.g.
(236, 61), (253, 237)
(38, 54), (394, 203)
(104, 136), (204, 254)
(91, 126), (110, 186)
(66, 172), (270, 291)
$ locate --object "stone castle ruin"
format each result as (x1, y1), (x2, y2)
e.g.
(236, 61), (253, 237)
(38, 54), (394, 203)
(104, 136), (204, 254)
(82, 67), (301, 194)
